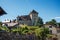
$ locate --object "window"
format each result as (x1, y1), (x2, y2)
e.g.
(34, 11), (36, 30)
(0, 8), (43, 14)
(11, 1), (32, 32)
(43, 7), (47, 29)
(49, 25), (52, 28)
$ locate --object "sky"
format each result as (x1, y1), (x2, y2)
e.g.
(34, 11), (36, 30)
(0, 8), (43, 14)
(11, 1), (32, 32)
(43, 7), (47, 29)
(0, 0), (60, 23)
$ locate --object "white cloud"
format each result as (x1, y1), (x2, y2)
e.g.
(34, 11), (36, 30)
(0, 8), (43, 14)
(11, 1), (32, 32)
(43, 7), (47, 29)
(55, 17), (60, 19)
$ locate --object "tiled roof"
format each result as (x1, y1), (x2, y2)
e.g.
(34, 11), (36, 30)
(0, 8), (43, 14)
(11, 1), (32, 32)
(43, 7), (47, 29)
(17, 15), (31, 21)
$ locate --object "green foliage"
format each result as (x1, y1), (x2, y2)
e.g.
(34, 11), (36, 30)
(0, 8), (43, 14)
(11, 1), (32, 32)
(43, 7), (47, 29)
(46, 19), (57, 26)
(57, 23), (60, 27)
(1, 26), (10, 32)
(36, 17), (43, 27)
(22, 30), (29, 34)
(35, 28), (43, 37)
(11, 27), (23, 34)
(35, 27), (49, 40)
(35, 27), (49, 36)
(0, 25), (50, 40)
(47, 34), (53, 38)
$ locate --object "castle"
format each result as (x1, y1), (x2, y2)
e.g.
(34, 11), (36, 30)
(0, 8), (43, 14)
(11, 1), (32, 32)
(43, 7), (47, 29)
(17, 10), (39, 26)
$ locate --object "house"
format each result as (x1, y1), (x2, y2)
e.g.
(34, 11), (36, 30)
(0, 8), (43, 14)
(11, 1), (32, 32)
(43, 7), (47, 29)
(17, 10), (39, 26)
(2, 19), (18, 29)
(44, 24), (57, 34)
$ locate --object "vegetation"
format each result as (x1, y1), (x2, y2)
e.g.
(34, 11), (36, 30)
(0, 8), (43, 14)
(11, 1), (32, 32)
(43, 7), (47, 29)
(0, 24), (50, 40)
(0, 19), (58, 40)
(57, 23), (60, 28)
(46, 19), (57, 26)
(36, 17), (44, 27)
(0, 17), (57, 40)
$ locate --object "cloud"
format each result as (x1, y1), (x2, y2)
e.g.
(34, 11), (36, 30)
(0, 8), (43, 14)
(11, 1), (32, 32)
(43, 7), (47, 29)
(55, 17), (60, 19)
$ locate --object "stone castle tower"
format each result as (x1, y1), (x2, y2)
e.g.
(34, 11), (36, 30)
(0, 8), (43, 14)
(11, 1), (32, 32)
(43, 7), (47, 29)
(29, 10), (38, 25)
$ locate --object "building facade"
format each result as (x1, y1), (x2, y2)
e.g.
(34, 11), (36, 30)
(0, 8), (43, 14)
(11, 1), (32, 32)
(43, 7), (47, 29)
(45, 24), (58, 34)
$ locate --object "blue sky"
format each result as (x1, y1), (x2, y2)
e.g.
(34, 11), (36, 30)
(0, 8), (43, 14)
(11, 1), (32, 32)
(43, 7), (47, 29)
(0, 0), (60, 23)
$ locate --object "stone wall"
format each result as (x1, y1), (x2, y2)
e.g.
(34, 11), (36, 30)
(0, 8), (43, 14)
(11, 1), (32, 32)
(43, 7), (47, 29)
(0, 32), (40, 40)
(0, 32), (59, 40)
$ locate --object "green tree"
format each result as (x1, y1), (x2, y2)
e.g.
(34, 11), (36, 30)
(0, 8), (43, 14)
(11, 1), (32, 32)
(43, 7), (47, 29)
(46, 19), (57, 26)
(57, 23), (60, 28)
(36, 17), (43, 27)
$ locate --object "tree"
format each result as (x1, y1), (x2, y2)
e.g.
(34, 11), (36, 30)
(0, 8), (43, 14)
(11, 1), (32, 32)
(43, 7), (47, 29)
(57, 23), (60, 28)
(36, 17), (43, 27)
(46, 19), (57, 26)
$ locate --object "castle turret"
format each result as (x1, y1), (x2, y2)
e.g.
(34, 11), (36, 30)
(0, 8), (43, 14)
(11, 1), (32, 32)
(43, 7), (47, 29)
(29, 10), (38, 25)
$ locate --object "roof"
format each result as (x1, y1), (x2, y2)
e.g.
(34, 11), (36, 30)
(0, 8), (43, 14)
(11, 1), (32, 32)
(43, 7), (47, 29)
(3, 22), (18, 27)
(7, 23), (18, 27)
(0, 7), (7, 16)
(2, 20), (10, 23)
(17, 15), (31, 21)
(30, 10), (38, 14)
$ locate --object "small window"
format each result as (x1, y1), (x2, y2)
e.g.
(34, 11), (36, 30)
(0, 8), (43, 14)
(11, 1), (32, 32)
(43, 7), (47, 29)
(49, 25), (52, 28)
